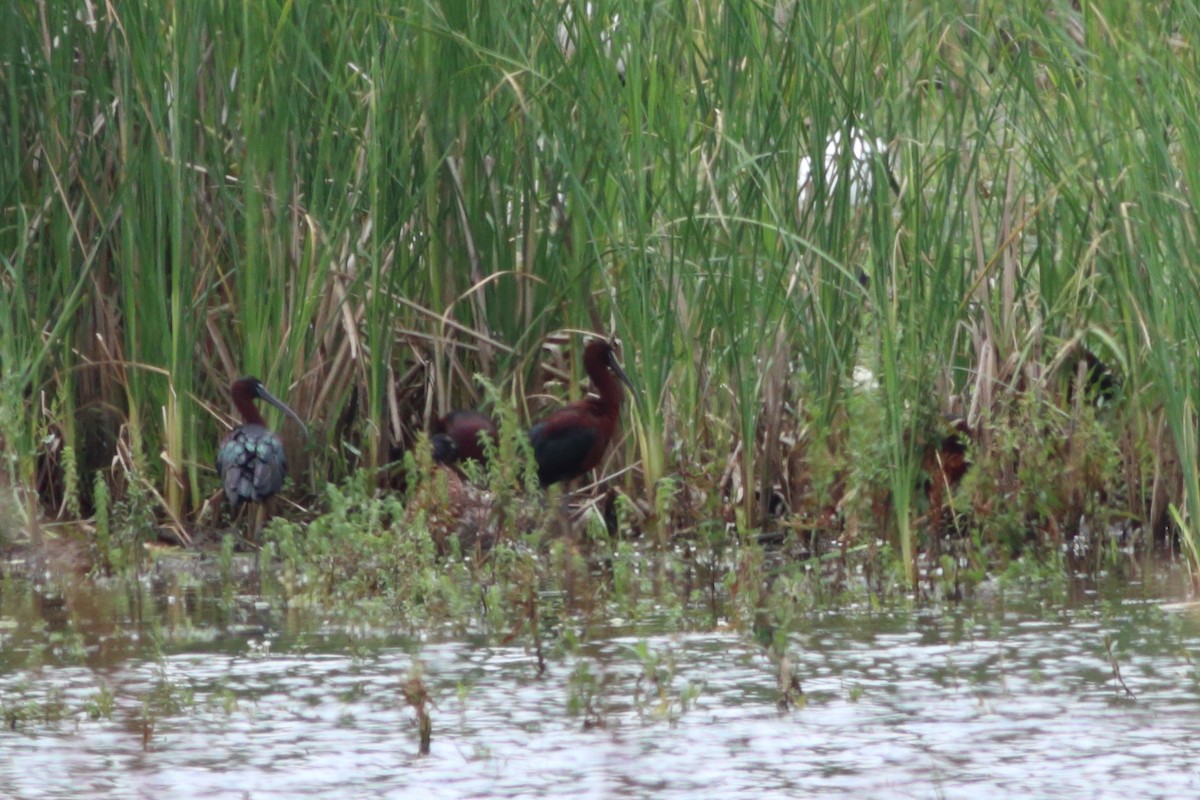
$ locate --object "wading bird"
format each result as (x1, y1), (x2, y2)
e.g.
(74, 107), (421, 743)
(414, 432), (500, 555)
(433, 410), (498, 467)
(217, 376), (307, 511)
(431, 433), (460, 467)
(922, 414), (973, 528)
(529, 338), (634, 487)
(796, 127), (898, 214)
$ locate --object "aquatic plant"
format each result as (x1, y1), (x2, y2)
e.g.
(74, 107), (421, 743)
(401, 668), (433, 756)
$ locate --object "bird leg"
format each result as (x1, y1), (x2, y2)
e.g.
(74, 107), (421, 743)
(548, 487), (576, 540)
(252, 503), (266, 546)
(250, 501), (271, 577)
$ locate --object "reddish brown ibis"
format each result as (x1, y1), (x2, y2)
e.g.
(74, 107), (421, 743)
(529, 338), (634, 487)
(411, 434), (502, 555)
(922, 414), (973, 528)
(433, 410), (498, 466)
(217, 376), (307, 509)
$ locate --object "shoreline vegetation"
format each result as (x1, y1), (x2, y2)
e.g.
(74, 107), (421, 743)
(3, 1), (1200, 596)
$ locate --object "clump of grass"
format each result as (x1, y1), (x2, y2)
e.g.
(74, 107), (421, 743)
(0, 684), (69, 729)
(401, 668), (433, 756)
(776, 653), (805, 712)
(566, 659), (609, 730)
(83, 683), (116, 721)
(94, 477), (157, 576)
(264, 473), (452, 620)
(627, 641), (703, 724)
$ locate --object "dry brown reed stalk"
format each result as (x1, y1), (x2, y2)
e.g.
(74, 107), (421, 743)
(401, 674), (433, 756)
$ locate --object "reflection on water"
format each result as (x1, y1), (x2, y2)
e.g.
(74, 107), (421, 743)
(2, 561), (1200, 799)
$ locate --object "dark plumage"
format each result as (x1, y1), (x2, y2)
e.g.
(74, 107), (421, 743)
(433, 410), (498, 466)
(431, 433), (460, 466)
(218, 423), (288, 505)
(529, 338), (634, 487)
(923, 414), (974, 526)
(217, 376), (306, 507)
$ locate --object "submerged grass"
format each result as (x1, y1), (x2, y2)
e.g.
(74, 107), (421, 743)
(2, 0), (1200, 587)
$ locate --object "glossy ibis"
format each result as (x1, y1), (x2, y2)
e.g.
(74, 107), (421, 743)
(529, 338), (634, 487)
(411, 432), (501, 555)
(922, 414), (973, 529)
(217, 376), (307, 509)
(431, 433), (460, 467)
(433, 410), (498, 466)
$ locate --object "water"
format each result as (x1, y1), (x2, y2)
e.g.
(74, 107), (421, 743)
(2, 561), (1200, 799)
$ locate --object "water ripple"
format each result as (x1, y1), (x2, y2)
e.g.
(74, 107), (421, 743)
(3, 594), (1200, 798)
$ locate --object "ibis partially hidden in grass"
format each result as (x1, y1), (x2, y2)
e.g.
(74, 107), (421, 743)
(433, 410), (498, 468)
(217, 376), (306, 514)
(529, 338), (634, 488)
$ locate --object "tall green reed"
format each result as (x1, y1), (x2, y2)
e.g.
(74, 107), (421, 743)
(1094, 1), (1200, 574)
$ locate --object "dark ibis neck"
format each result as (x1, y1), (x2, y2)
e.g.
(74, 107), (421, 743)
(583, 344), (624, 417)
(231, 379), (266, 426)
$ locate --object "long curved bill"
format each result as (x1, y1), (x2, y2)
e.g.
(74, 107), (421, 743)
(256, 384), (309, 437)
(607, 346), (635, 394)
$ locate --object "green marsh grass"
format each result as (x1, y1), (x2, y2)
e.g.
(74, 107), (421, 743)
(2, 0), (1200, 583)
